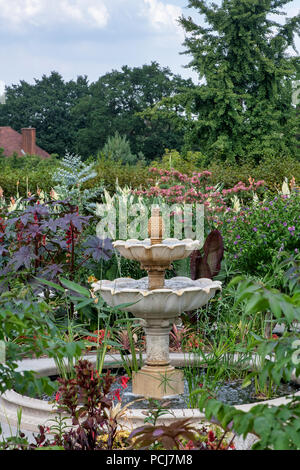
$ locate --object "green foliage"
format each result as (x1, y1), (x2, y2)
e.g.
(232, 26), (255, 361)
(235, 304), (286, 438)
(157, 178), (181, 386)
(151, 149), (209, 174)
(196, 392), (300, 450)
(152, 151), (300, 190)
(193, 276), (300, 450)
(101, 131), (139, 165)
(86, 157), (149, 194)
(0, 154), (58, 196)
(0, 72), (89, 157)
(222, 193), (300, 276)
(1, 145), (299, 200)
(74, 62), (194, 162)
(159, 0), (300, 161)
(1, 360), (127, 450)
(231, 276), (300, 321)
(207, 154), (300, 190)
(0, 294), (86, 397)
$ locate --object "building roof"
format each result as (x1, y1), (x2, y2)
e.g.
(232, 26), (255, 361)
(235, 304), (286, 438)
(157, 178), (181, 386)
(0, 126), (51, 159)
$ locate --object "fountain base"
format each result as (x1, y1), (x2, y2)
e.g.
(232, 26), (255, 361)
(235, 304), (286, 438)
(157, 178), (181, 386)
(132, 365), (184, 399)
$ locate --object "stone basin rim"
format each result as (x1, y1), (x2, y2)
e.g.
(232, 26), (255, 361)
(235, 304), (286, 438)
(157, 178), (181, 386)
(93, 277), (222, 297)
(2, 352), (300, 406)
(113, 238), (201, 250)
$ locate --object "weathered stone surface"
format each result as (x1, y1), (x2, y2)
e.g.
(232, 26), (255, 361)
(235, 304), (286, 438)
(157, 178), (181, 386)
(132, 365), (184, 399)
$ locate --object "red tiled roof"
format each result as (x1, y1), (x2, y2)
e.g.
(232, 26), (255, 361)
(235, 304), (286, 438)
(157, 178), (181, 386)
(0, 127), (50, 159)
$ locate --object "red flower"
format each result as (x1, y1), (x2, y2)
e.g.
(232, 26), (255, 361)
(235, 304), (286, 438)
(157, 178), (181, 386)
(113, 388), (121, 401)
(86, 329), (108, 346)
(208, 430), (215, 442)
(55, 392), (61, 402)
(120, 376), (129, 389)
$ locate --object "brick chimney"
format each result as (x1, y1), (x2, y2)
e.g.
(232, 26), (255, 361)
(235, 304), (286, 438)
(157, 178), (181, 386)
(21, 128), (36, 155)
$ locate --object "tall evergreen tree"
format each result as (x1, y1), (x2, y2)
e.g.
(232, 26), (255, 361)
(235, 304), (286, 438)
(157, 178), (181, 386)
(101, 131), (138, 165)
(172, 0), (300, 161)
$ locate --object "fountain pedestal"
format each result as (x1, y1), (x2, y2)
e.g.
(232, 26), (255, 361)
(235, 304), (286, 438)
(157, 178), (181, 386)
(132, 318), (184, 398)
(132, 366), (184, 399)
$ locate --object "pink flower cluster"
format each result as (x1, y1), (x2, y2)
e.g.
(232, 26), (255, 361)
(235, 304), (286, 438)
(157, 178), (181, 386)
(222, 180), (265, 195)
(134, 168), (265, 217)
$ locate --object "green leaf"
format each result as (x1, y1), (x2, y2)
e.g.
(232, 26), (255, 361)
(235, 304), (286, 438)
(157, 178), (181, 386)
(242, 373), (255, 389)
(228, 276), (246, 288)
(285, 425), (300, 448)
(253, 416), (270, 437)
(266, 294), (282, 318)
(272, 430), (290, 450)
(34, 277), (65, 293)
(65, 342), (79, 358)
(205, 399), (223, 419)
(245, 294), (267, 314)
(59, 278), (90, 298)
(233, 412), (254, 437)
(74, 298), (95, 310)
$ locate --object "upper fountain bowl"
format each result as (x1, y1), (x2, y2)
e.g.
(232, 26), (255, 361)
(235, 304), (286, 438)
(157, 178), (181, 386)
(113, 238), (201, 265)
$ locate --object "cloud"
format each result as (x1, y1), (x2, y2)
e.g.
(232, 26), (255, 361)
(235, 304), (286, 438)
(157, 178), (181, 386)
(60, 0), (109, 28)
(142, 0), (182, 33)
(0, 0), (109, 30)
(0, 0), (42, 26)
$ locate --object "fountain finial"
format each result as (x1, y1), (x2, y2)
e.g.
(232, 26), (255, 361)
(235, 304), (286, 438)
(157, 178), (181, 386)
(148, 207), (164, 245)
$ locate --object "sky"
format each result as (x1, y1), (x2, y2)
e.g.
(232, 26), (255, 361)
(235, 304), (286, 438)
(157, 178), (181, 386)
(0, 0), (299, 94)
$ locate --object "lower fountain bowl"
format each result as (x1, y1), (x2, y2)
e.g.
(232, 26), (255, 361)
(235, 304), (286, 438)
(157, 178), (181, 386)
(92, 276), (222, 318)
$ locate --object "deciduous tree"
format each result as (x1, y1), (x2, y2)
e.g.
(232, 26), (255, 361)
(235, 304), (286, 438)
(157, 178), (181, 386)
(0, 72), (89, 157)
(74, 62), (195, 162)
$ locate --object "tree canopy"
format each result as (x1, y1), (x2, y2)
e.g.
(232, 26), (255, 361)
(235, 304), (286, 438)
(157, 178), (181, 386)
(156, 0), (300, 162)
(0, 5), (299, 165)
(0, 65), (194, 162)
(73, 62), (195, 161)
(0, 72), (89, 156)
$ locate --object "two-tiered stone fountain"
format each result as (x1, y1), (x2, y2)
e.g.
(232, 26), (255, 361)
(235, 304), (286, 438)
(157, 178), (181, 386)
(93, 208), (221, 399)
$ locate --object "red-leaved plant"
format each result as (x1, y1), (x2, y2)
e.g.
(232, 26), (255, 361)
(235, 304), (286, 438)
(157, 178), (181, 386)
(129, 421), (235, 450)
(29, 360), (129, 450)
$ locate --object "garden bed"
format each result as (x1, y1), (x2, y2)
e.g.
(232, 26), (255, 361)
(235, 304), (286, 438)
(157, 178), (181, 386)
(1, 353), (299, 439)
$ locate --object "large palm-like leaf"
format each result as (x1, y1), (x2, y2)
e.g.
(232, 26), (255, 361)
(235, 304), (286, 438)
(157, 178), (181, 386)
(190, 230), (224, 280)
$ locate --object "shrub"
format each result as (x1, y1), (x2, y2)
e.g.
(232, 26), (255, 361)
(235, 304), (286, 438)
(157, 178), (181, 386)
(221, 193), (300, 276)
(207, 154), (300, 191)
(0, 154), (58, 196)
(87, 156), (149, 193)
(151, 150), (300, 190)
(1, 150), (299, 198)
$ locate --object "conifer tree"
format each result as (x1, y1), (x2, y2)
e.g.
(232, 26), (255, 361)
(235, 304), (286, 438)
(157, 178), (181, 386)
(101, 132), (138, 165)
